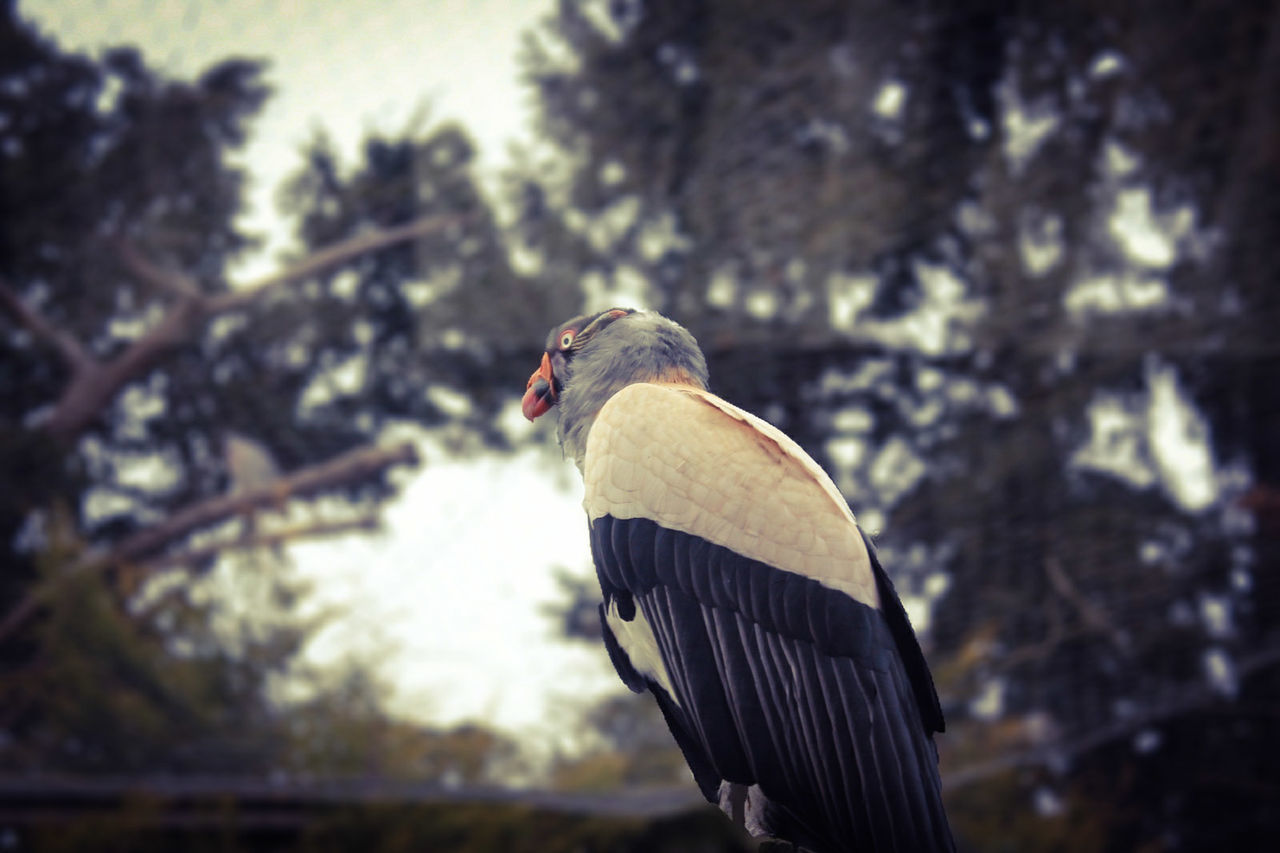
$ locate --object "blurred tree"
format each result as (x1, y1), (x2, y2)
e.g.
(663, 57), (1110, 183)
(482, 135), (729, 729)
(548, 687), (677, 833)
(274, 119), (582, 452)
(281, 664), (527, 784)
(521, 1), (1280, 849)
(0, 2), (457, 777)
(549, 694), (692, 793)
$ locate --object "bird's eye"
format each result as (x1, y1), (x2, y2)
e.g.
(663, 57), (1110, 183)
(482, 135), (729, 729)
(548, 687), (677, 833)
(559, 330), (576, 349)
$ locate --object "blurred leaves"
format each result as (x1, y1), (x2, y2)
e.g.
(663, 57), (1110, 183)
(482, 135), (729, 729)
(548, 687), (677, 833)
(550, 695), (691, 792)
(281, 665), (525, 784)
(0, 3), (439, 785)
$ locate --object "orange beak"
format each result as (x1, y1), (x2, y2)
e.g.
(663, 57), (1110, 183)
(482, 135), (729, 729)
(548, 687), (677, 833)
(521, 352), (557, 421)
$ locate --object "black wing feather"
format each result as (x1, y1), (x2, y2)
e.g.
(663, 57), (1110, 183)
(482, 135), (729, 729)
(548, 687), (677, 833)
(832, 660), (890, 851)
(744, 620), (802, 795)
(864, 531), (946, 734)
(591, 515), (955, 853)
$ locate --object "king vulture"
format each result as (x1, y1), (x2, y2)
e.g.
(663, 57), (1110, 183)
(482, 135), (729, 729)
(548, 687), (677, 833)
(522, 308), (955, 853)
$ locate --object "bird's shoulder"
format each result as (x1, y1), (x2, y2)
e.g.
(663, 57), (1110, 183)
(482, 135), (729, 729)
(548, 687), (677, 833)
(584, 382), (879, 608)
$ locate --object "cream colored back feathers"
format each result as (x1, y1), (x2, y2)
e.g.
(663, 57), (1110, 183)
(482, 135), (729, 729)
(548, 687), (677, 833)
(583, 383), (880, 609)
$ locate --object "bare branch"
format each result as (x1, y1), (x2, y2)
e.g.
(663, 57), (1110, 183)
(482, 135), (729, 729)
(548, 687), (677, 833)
(43, 298), (203, 442)
(114, 440), (417, 562)
(139, 514), (382, 572)
(1045, 557), (1131, 655)
(210, 213), (471, 312)
(0, 440), (419, 643)
(0, 277), (93, 372)
(115, 238), (205, 300)
(42, 215), (468, 444)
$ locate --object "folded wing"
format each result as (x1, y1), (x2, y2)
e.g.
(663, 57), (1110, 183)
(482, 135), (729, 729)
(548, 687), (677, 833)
(584, 383), (952, 853)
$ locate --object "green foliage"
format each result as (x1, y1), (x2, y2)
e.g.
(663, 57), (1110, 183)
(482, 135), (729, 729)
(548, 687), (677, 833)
(280, 666), (525, 783)
(549, 694), (690, 792)
(1, 505), (279, 773)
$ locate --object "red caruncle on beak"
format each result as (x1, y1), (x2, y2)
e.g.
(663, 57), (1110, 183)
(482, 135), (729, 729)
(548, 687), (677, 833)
(522, 352), (557, 421)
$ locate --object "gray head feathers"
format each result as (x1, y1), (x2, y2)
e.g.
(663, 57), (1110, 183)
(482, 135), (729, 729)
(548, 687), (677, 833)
(557, 310), (709, 468)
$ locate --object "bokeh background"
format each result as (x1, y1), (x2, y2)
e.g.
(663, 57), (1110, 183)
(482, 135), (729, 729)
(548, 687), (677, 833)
(2, 1), (1277, 850)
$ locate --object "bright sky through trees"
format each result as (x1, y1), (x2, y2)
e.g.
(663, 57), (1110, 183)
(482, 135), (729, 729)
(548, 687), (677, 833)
(19, 0), (627, 738)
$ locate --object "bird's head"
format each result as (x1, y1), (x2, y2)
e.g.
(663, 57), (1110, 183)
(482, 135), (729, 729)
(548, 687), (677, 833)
(521, 308), (636, 421)
(522, 308), (710, 465)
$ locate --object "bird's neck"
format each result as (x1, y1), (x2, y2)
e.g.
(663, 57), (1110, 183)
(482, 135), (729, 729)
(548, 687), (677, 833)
(555, 316), (710, 472)
(557, 371), (705, 473)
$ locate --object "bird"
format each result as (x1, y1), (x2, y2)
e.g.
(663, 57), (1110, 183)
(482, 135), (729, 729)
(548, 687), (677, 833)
(221, 430), (286, 556)
(222, 431), (282, 494)
(522, 308), (955, 853)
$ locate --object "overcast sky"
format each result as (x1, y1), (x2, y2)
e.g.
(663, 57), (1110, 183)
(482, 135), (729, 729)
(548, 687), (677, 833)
(26, 0), (549, 273)
(21, 0), (627, 742)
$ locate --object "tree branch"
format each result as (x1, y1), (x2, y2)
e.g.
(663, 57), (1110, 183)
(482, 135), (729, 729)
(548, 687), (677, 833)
(139, 513), (382, 572)
(1044, 557), (1131, 656)
(115, 238), (206, 300)
(42, 298), (203, 442)
(111, 439), (416, 562)
(0, 440), (419, 643)
(44, 212), (465, 443)
(210, 213), (471, 312)
(0, 277), (93, 373)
